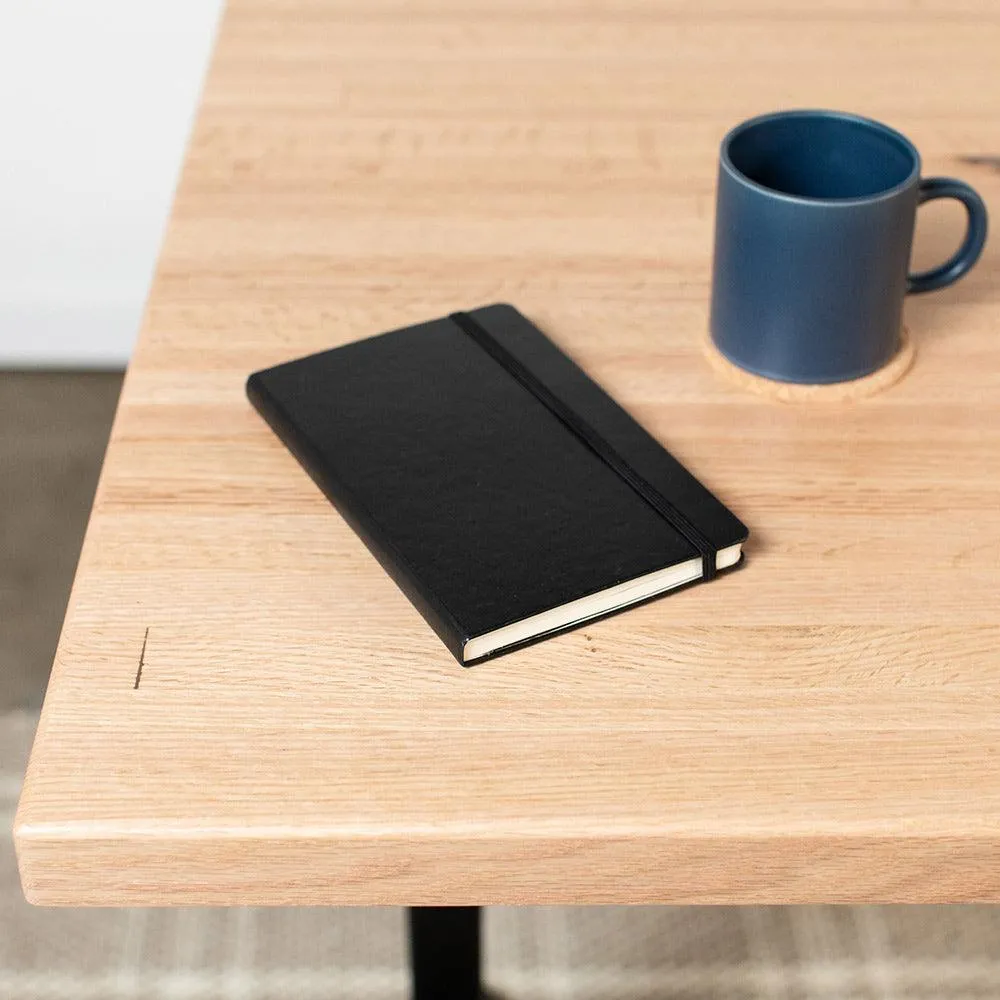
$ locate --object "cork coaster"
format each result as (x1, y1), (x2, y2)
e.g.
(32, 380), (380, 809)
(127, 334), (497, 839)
(703, 326), (915, 403)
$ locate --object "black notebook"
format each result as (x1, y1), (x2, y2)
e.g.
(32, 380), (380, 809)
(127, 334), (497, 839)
(247, 304), (748, 664)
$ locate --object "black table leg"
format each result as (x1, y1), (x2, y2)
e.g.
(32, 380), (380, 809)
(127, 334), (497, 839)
(408, 906), (482, 1000)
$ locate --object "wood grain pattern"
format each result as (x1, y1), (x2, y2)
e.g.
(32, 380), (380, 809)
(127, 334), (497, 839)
(15, 0), (1000, 906)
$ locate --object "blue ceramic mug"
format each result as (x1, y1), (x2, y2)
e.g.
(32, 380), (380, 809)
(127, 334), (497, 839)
(710, 110), (989, 384)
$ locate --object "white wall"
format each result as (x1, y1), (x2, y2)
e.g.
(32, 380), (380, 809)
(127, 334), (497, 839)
(0, 1), (222, 366)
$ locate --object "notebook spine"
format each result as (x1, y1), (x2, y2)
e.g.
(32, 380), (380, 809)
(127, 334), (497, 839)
(246, 373), (470, 664)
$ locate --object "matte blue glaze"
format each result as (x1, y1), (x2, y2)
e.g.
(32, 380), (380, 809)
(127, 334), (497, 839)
(710, 110), (989, 384)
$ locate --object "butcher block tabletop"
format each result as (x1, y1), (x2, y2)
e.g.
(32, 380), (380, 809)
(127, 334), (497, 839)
(15, 0), (1000, 905)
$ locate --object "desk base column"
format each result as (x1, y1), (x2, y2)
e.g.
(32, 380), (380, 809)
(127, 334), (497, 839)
(407, 906), (482, 1000)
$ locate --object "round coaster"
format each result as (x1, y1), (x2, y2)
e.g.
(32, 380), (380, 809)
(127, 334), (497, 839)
(703, 327), (915, 403)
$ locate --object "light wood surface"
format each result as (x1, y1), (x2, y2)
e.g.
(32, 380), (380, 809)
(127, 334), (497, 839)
(15, 0), (1000, 906)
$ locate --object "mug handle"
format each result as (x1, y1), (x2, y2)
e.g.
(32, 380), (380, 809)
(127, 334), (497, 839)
(907, 177), (989, 294)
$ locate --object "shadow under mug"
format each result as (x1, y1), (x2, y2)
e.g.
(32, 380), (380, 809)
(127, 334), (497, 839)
(710, 110), (989, 384)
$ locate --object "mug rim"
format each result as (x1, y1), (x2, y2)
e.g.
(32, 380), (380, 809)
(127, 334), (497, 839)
(720, 109), (922, 207)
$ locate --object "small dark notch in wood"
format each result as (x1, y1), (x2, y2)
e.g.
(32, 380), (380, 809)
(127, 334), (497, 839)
(134, 627), (149, 689)
(958, 155), (1000, 172)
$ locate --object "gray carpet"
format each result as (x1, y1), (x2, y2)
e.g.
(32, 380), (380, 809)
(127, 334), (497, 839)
(0, 372), (122, 712)
(2, 371), (999, 999)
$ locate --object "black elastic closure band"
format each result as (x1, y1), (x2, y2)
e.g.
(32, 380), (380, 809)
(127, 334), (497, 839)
(450, 311), (717, 581)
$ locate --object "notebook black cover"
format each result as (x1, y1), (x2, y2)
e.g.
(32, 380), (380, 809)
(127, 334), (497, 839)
(247, 304), (748, 664)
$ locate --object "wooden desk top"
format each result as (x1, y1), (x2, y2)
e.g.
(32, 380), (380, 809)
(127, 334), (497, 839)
(16, 0), (1000, 906)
